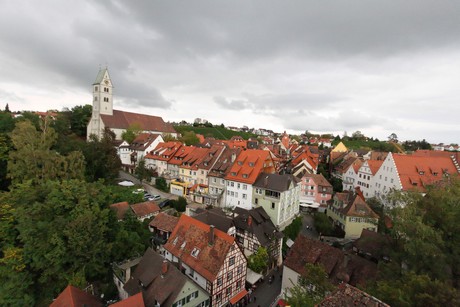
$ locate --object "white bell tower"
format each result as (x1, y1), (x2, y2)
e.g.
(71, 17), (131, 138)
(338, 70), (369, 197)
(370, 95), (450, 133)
(92, 67), (113, 116)
(87, 67), (114, 140)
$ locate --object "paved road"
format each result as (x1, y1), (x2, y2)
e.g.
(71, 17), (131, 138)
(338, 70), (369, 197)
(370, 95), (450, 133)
(301, 213), (320, 239)
(118, 171), (178, 200)
(247, 269), (282, 307)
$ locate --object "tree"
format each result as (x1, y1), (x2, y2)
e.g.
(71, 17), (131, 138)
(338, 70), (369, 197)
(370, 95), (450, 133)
(155, 177), (168, 192)
(135, 158), (151, 183)
(121, 123), (142, 143)
(285, 263), (335, 307)
(365, 179), (460, 306)
(313, 213), (334, 236)
(8, 120), (85, 185)
(247, 247), (269, 274)
(283, 216), (302, 241)
(4, 103), (10, 112)
(351, 130), (365, 140)
(173, 196), (187, 212)
(162, 133), (176, 142)
(179, 131), (200, 145)
(83, 128), (121, 182)
(69, 104), (92, 137)
(388, 133), (398, 143)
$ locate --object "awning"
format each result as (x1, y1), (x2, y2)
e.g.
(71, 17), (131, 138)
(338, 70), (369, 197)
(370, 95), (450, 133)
(229, 289), (248, 305)
(246, 267), (263, 285)
(118, 180), (134, 187)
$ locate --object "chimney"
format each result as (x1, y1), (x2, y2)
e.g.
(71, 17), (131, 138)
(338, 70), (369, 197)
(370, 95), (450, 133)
(209, 225), (215, 245)
(248, 215), (252, 227)
(161, 260), (168, 276)
(264, 175), (269, 187)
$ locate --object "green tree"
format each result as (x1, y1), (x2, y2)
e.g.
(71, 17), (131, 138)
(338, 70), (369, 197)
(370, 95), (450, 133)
(247, 246), (269, 274)
(4, 103), (10, 112)
(313, 213), (334, 236)
(283, 216), (302, 241)
(366, 179), (460, 306)
(8, 120), (85, 185)
(179, 131), (200, 145)
(285, 263), (335, 307)
(69, 104), (92, 137)
(121, 123), (142, 143)
(173, 196), (187, 212)
(83, 128), (121, 182)
(135, 158), (151, 183)
(162, 133), (176, 142)
(155, 177), (168, 192)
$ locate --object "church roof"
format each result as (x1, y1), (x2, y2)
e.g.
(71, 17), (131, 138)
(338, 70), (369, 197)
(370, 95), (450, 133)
(93, 68), (109, 85)
(100, 110), (176, 134)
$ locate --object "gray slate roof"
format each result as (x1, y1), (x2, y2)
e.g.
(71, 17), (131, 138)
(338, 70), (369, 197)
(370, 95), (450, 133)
(233, 207), (283, 246)
(253, 172), (299, 192)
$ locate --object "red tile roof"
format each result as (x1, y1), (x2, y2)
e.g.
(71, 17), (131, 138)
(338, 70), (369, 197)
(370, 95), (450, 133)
(50, 285), (102, 307)
(130, 201), (160, 218)
(225, 149), (276, 184)
(100, 109), (176, 134)
(284, 235), (377, 287)
(149, 212), (179, 232)
(180, 147), (209, 170)
(366, 160), (383, 175)
(109, 292), (145, 307)
(392, 153), (459, 192)
(168, 145), (195, 165)
(145, 142), (182, 161)
(318, 283), (389, 307)
(110, 202), (130, 220)
(164, 214), (235, 281)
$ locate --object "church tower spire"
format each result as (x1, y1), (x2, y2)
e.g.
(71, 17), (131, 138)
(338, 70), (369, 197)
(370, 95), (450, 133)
(92, 67), (113, 116)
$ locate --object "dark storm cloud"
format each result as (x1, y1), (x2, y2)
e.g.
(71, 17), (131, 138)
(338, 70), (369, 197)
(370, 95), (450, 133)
(0, 1), (459, 142)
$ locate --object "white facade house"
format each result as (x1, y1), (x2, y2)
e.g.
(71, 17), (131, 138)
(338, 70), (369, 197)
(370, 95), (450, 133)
(225, 180), (253, 210)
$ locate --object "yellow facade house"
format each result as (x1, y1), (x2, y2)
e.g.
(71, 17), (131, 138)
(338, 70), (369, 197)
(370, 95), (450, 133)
(326, 190), (379, 239)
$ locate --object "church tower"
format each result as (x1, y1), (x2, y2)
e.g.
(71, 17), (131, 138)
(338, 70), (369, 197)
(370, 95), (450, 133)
(92, 67), (113, 116)
(87, 67), (114, 140)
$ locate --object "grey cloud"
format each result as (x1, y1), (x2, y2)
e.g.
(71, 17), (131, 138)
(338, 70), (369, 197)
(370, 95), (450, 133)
(213, 96), (248, 110)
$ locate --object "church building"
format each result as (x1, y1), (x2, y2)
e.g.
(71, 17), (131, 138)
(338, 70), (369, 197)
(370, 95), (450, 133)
(86, 68), (177, 140)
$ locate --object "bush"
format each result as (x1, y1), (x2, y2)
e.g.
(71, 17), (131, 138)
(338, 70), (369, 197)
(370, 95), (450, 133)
(173, 196), (187, 212)
(155, 177), (168, 192)
(313, 213), (335, 236)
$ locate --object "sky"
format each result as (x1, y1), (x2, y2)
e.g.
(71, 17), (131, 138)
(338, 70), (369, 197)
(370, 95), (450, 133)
(1, 0), (459, 144)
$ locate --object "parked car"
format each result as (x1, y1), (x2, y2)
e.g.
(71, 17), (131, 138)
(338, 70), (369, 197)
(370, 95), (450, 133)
(144, 194), (161, 201)
(159, 199), (172, 209)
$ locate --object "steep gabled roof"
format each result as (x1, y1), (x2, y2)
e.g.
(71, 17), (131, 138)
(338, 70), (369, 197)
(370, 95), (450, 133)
(124, 249), (187, 307)
(109, 292), (145, 307)
(168, 145), (195, 165)
(129, 133), (162, 151)
(302, 173), (332, 189)
(164, 215), (235, 282)
(194, 208), (234, 233)
(233, 207), (283, 246)
(225, 149), (276, 184)
(180, 147), (209, 170)
(100, 109), (176, 134)
(145, 142), (182, 161)
(208, 147), (242, 178)
(197, 145), (226, 171)
(366, 160), (384, 175)
(392, 153), (458, 192)
(50, 285), (102, 307)
(149, 212), (179, 233)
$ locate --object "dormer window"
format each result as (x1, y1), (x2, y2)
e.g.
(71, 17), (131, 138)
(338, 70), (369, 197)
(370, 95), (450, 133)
(419, 171), (425, 175)
(242, 174), (248, 178)
(173, 237), (178, 245)
(237, 161), (243, 166)
(180, 242), (186, 250)
(191, 247), (200, 258)
(231, 172), (237, 176)
(249, 162), (254, 167)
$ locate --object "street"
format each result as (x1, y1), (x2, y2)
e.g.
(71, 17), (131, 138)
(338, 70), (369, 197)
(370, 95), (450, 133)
(301, 212), (319, 239)
(247, 269), (282, 307)
(118, 171), (177, 200)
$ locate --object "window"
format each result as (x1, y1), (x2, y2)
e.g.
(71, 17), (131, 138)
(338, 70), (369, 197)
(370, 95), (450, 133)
(217, 277), (222, 286)
(255, 198), (258, 205)
(213, 178), (217, 183)
(216, 293), (222, 302)
(231, 182), (234, 187)
(191, 247), (200, 258)
(236, 280), (241, 290)
(229, 256), (235, 266)
(227, 271), (233, 281)
(95, 86), (98, 91)
(237, 183), (240, 189)
(242, 174), (248, 178)
(242, 194), (247, 199)
(237, 264), (243, 274)
(226, 286), (232, 296)
(271, 202), (275, 209)
(243, 184), (247, 190)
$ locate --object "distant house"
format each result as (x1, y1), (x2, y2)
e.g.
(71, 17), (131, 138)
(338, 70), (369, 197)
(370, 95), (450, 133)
(194, 208), (236, 236)
(125, 133), (164, 170)
(130, 201), (160, 222)
(50, 285), (102, 307)
(317, 283), (389, 307)
(123, 248), (210, 306)
(252, 172), (300, 229)
(164, 215), (248, 307)
(233, 207), (284, 267)
(224, 149), (276, 210)
(144, 141), (183, 178)
(327, 190), (379, 239)
(352, 229), (392, 263)
(371, 152), (459, 203)
(149, 212), (179, 250)
(110, 201), (131, 221)
(298, 173), (333, 212)
(87, 68), (177, 140)
(281, 235), (377, 297)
